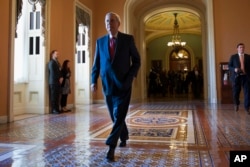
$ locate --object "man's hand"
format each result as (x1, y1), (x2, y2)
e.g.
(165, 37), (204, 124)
(59, 77), (63, 84)
(91, 83), (97, 92)
(235, 68), (241, 73)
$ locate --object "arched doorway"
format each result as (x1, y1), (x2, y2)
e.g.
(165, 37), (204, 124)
(141, 10), (203, 100)
(124, 0), (217, 103)
(169, 49), (191, 71)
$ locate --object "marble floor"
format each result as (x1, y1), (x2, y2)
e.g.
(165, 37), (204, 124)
(0, 97), (250, 167)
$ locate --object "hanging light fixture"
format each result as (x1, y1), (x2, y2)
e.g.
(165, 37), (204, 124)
(28, 0), (39, 12)
(167, 13), (186, 53)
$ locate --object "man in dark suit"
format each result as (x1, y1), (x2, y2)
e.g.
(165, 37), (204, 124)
(229, 43), (250, 114)
(48, 50), (63, 114)
(91, 12), (141, 161)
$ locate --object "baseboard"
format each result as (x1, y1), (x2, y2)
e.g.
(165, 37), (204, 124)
(0, 115), (8, 124)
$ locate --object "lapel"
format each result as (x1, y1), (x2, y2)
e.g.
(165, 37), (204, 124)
(108, 32), (121, 61)
(239, 54), (246, 67)
(114, 32), (122, 58)
(243, 54), (245, 67)
(236, 54), (240, 67)
(243, 54), (247, 67)
(53, 59), (60, 68)
(104, 35), (111, 60)
(105, 32), (123, 61)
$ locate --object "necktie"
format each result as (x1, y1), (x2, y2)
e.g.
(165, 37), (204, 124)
(109, 37), (116, 60)
(240, 54), (245, 73)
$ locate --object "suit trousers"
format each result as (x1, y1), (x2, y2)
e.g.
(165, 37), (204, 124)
(49, 84), (61, 112)
(105, 88), (131, 148)
(232, 75), (250, 110)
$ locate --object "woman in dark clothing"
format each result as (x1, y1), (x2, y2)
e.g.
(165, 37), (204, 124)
(61, 60), (71, 112)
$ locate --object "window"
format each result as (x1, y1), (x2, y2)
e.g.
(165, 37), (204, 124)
(14, 1), (42, 82)
(76, 24), (88, 64)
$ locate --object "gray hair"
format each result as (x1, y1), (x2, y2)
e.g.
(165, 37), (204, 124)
(105, 12), (121, 23)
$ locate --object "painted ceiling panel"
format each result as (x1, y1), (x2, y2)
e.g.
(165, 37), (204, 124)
(145, 11), (201, 34)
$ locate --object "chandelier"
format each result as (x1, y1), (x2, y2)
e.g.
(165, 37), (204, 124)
(167, 13), (186, 53)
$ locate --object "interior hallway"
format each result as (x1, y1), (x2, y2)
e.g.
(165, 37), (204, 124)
(0, 97), (249, 167)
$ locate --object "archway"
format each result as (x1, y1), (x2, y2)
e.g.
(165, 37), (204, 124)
(124, 0), (217, 103)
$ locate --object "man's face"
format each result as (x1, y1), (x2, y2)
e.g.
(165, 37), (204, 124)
(53, 51), (59, 59)
(237, 45), (245, 54)
(105, 14), (120, 35)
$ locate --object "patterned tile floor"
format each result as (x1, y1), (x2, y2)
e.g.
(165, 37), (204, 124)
(0, 100), (250, 166)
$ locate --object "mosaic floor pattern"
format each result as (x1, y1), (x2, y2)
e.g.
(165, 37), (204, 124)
(1, 101), (250, 166)
(0, 143), (214, 167)
(91, 109), (195, 144)
(0, 143), (36, 162)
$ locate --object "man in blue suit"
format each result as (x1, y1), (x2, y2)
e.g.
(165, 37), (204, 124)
(229, 43), (250, 114)
(91, 12), (141, 161)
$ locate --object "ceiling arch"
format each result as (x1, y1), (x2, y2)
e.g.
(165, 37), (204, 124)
(124, 0), (204, 43)
(144, 10), (201, 43)
(145, 11), (201, 33)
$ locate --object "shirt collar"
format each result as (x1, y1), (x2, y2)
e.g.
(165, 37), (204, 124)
(109, 33), (118, 39)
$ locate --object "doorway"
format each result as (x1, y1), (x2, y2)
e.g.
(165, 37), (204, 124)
(74, 3), (91, 105)
(124, 0), (216, 102)
(13, 0), (46, 118)
(169, 49), (191, 72)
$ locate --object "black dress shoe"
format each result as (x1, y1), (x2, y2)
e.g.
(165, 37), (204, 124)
(119, 141), (126, 147)
(51, 110), (60, 114)
(106, 147), (115, 161)
(234, 105), (239, 112)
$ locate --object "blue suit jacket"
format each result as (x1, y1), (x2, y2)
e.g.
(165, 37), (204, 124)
(228, 53), (250, 81)
(91, 32), (141, 95)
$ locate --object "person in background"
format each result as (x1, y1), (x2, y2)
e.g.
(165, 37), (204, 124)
(148, 68), (157, 97)
(190, 65), (203, 99)
(229, 43), (250, 114)
(48, 50), (63, 114)
(91, 12), (141, 161)
(61, 60), (71, 112)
